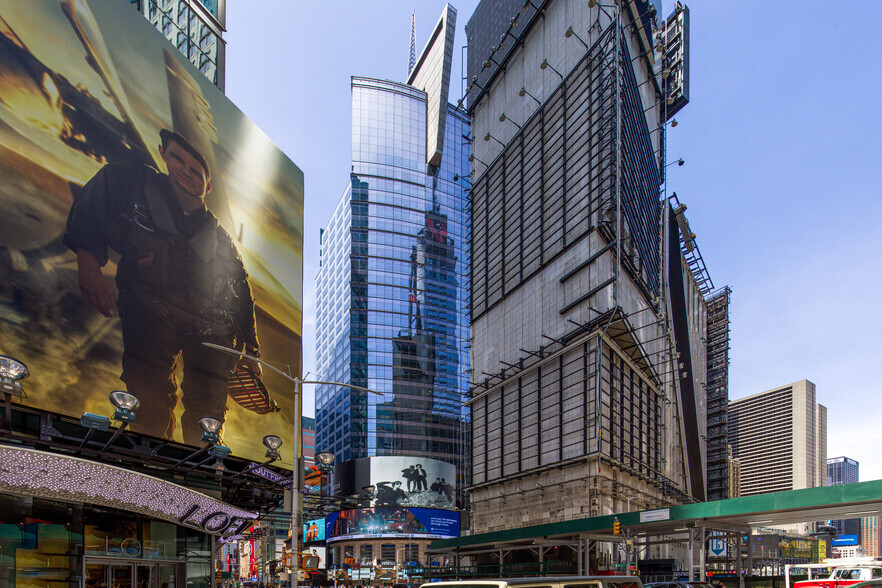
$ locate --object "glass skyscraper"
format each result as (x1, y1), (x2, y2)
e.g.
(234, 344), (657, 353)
(315, 74), (470, 481)
(128, 0), (225, 89)
(828, 457), (860, 537)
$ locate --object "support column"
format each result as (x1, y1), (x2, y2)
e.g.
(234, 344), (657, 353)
(210, 533), (217, 587)
(688, 530), (695, 581)
(699, 526), (706, 581)
(746, 533), (753, 579)
(578, 540), (584, 575)
(736, 534), (744, 588)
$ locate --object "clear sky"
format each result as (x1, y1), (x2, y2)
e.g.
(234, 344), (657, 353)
(225, 1), (882, 481)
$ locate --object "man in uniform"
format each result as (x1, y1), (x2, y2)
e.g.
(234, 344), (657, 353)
(64, 129), (260, 445)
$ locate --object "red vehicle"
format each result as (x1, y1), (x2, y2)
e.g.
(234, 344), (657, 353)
(788, 560), (882, 588)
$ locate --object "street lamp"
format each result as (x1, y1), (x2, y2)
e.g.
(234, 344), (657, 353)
(396, 547), (408, 582)
(0, 354), (28, 429)
(201, 342), (382, 588)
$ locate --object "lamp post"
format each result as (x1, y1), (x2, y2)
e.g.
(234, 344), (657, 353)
(202, 343), (382, 588)
(396, 547), (407, 582)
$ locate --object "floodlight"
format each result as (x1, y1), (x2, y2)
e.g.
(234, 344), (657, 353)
(263, 435), (282, 450)
(109, 391), (139, 423)
(263, 434), (282, 460)
(0, 355), (28, 398)
(316, 452), (335, 466)
(199, 416), (223, 444)
(80, 412), (111, 431)
(0, 355), (28, 380)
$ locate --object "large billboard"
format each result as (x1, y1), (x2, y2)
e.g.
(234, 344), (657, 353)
(0, 0), (303, 464)
(332, 456), (458, 509)
(325, 507), (460, 542)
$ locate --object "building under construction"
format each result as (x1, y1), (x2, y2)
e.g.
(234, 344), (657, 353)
(441, 0), (730, 573)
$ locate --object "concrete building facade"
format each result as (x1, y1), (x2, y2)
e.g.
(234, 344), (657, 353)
(728, 380), (826, 497)
(463, 0), (710, 550)
(861, 516), (881, 557)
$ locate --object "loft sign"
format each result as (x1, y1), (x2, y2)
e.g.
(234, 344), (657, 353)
(178, 504), (256, 536)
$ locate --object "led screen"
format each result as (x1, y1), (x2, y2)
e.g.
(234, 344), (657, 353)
(302, 517), (325, 542)
(0, 0), (303, 465)
(325, 507), (460, 541)
(332, 456), (457, 509)
(832, 535), (859, 546)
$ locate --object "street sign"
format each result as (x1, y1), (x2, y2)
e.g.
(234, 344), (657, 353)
(248, 463), (289, 486)
(709, 536), (727, 557)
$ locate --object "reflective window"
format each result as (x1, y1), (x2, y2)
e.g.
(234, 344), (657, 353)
(316, 79), (471, 486)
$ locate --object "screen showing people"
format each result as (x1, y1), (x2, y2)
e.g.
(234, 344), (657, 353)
(0, 0), (303, 463)
(333, 456), (458, 509)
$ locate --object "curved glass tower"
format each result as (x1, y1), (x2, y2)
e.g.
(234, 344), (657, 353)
(315, 75), (471, 482)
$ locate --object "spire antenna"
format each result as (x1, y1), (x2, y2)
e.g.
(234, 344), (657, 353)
(408, 10), (416, 76)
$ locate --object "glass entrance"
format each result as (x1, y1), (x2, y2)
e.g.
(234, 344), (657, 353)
(85, 559), (181, 588)
(136, 564), (153, 588)
(111, 563), (133, 587)
(85, 562), (109, 588)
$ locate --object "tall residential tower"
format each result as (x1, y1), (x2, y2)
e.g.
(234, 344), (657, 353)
(728, 380), (827, 496)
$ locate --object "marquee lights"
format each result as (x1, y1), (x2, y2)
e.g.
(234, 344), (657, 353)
(0, 446), (256, 535)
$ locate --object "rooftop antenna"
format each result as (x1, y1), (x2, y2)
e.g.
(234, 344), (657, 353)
(408, 10), (416, 76)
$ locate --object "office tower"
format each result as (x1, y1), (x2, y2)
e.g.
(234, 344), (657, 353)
(706, 287), (732, 500)
(315, 8), (469, 576)
(315, 5), (470, 479)
(828, 457), (860, 537)
(128, 0), (226, 89)
(728, 445), (741, 498)
(861, 516), (881, 557)
(464, 0), (708, 536)
(728, 380), (827, 496)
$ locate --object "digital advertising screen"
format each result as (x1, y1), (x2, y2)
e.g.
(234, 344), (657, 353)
(0, 0), (303, 465)
(325, 507), (460, 542)
(302, 517), (326, 542)
(832, 535), (859, 547)
(303, 546), (327, 570)
(332, 456), (458, 509)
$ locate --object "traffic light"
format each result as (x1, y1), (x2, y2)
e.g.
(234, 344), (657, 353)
(301, 555), (321, 570)
(613, 519), (622, 535)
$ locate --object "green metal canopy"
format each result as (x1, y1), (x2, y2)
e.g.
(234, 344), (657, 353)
(431, 480), (882, 551)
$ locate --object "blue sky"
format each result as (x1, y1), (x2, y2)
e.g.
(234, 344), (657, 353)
(225, 1), (882, 481)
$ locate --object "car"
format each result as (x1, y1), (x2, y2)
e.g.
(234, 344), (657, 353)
(644, 582), (716, 588)
(420, 576), (643, 588)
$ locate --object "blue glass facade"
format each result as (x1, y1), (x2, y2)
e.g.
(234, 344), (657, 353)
(828, 457), (860, 537)
(316, 77), (471, 483)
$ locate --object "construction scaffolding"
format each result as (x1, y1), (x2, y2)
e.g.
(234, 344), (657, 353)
(705, 286), (732, 500)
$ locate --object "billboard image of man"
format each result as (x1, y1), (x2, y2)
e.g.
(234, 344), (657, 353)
(64, 129), (262, 444)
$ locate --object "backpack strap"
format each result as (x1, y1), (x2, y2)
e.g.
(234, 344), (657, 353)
(139, 167), (179, 238)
